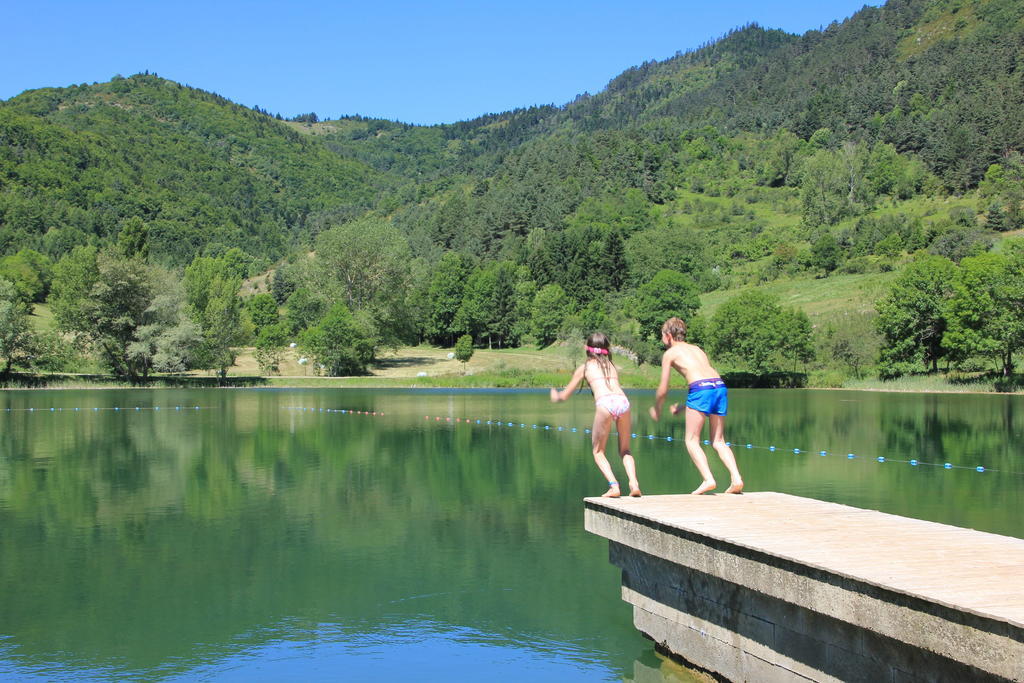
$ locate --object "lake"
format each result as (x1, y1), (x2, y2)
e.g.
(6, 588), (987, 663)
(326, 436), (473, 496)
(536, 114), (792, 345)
(1, 388), (1021, 681)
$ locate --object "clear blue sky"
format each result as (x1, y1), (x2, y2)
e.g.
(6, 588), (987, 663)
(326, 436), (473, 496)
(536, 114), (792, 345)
(3, 0), (880, 125)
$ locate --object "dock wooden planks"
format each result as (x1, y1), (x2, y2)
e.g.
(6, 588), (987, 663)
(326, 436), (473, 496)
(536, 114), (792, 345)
(585, 492), (1024, 681)
(588, 492), (1024, 628)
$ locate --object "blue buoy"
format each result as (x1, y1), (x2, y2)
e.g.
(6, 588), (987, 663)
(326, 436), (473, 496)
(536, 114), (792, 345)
(558, 426), (563, 431)
(647, 434), (654, 440)
(572, 428), (577, 432)
(847, 453), (855, 459)
(585, 429), (591, 434)
(910, 459), (918, 466)
(666, 436), (673, 442)
(793, 448), (800, 454)
(769, 446), (776, 452)
(532, 424), (537, 429)
(746, 444), (752, 449)
(703, 439), (710, 446)
(877, 456), (885, 463)
(944, 463), (952, 469)
(544, 425), (549, 430)
(50, 407), (55, 412)
(819, 451), (827, 456)
(508, 422), (514, 427)
(631, 433), (637, 438)
(976, 466), (985, 473)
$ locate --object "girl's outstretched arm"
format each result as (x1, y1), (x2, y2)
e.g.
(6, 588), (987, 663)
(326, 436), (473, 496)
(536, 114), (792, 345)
(551, 364), (587, 402)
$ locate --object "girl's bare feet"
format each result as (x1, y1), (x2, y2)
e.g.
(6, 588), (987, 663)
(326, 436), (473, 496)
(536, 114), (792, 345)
(669, 403), (682, 415)
(724, 480), (744, 494)
(691, 480), (716, 495)
(602, 483), (621, 498)
(628, 481), (642, 497)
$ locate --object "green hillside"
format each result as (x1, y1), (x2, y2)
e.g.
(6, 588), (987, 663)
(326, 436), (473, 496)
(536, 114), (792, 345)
(2, 0), (1023, 387)
(1, 74), (391, 265)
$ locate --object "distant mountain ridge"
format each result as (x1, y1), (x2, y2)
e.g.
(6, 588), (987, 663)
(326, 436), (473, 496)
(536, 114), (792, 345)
(329, 0), (1022, 190)
(2, 0), (1022, 265)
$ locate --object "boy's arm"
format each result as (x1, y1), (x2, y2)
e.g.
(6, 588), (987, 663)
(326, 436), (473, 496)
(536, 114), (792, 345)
(649, 354), (674, 420)
(550, 365), (586, 402)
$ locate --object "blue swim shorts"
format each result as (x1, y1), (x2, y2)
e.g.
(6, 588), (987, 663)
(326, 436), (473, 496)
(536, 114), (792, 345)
(686, 378), (728, 416)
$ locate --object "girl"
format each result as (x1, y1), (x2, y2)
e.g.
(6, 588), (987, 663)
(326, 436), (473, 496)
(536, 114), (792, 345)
(550, 332), (641, 498)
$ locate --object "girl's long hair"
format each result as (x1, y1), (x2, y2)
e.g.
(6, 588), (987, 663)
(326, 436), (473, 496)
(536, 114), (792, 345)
(585, 332), (615, 383)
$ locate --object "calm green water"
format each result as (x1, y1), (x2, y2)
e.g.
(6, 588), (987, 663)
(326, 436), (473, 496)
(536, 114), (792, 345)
(0, 388), (1021, 681)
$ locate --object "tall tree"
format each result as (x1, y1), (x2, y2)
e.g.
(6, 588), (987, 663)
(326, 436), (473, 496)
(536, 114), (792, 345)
(631, 269), (701, 340)
(246, 293), (279, 337)
(300, 302), (374, 376)
(310, 216), (412, 345)
(184, 256), (245, 378)
(944, 246), (1024, 376)
(51, 248), (154, 379)
(453, 265), (498, 348)
(875, 254), (956, 377)
(425, 252), (471, 346)
(531, 283), (571, 347)
(127, 270), (201, 377)
(0, 278), (32, 375)
(708, 290), (813, 374)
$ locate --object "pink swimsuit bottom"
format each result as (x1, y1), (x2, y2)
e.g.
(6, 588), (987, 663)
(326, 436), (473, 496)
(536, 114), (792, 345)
(595, 394), (630, 418)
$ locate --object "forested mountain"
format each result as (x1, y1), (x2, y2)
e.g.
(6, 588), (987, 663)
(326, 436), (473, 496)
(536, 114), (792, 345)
(305, 0), (1024, 271)
(1, 74), (390, 265)
(326, 0), (1023, 186)
(4, 0), (1022, 264)
(2, 0), (1023, 383)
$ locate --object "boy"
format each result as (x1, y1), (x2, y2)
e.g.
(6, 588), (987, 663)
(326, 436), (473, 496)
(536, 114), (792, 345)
(648, 317), (743, 494)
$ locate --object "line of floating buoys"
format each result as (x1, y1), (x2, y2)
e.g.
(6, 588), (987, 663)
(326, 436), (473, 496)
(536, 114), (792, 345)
(4, 405), (206, 412)
(405, 412), (1007, 475)
(12, 404), (996, 474)
(284, 407), (383, 416)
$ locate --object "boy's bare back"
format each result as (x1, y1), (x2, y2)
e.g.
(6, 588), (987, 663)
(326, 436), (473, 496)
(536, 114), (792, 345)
(663, 341), (720, 385)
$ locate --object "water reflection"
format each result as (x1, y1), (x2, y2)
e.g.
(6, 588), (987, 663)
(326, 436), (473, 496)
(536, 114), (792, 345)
(0, 388), (1021, 680)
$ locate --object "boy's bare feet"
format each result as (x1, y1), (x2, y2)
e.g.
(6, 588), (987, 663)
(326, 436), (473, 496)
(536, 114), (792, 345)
(692, 480), (716, 495)
(602, 483), (621, 498)
(629, 482), (642, 497)
(724, 480), (744, 494)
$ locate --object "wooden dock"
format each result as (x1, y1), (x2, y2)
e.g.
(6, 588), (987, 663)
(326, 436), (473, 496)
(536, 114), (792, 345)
(585, 492), (1024, 682)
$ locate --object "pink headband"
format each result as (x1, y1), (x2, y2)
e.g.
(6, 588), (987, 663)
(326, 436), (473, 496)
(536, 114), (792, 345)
(585, 345), (608, 355)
